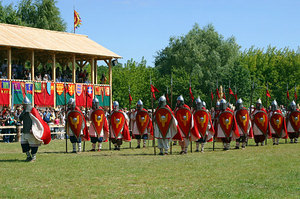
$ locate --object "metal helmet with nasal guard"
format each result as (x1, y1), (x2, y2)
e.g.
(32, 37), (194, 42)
(92, 98), (99, 110)
(136, 99), (143, 111)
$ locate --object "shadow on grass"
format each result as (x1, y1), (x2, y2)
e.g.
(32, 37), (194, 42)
(0, 159), (25, 162)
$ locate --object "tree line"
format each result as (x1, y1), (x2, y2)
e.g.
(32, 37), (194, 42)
(1, 1), (299, 109)
(111, 24), (300, 109)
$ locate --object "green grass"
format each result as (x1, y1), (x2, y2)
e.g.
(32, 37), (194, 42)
(0, 139), (299, 199)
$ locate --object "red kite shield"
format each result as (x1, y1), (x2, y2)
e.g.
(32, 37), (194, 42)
(236, 108), (250, 135)
(110, 111), (126, 138)
(253, 111), (268, 135)
(91, 109), (105, 136)
(175, 107), (192, 137)
(136, 110), (150, 135)
(289, 110), (300, 132)
(219, 111), (234, 137)
(154, 107), (173, 138)
(270, 112), (284, 137)
(194, 109), (209, 137)
(67, 110), (84, 139)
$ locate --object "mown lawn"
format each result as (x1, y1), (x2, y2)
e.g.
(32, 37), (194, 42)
(0, 139), (299, 199)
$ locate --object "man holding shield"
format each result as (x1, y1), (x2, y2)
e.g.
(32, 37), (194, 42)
(174, 95), (200, 154)
(154, 96), (182, 155)
(19, 96), (51, 162)
(215, 99), (239, 150)
(234, 98), (253, 149)
(268, 100), (287, 145)
(251, 99), (269, 146)
(193, 98), (215, 152)
(66, 98), (89, 153)
(109, 101), (131, 150)
(88, 98), (109, 151)
(286, 101), (300, 143)
(131, 99), (153, 148)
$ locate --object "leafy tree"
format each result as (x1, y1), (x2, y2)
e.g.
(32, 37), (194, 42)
(0, 0), (66, 31)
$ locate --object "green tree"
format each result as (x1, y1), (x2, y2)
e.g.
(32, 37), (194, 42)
(154, 24), (248, 108)
(0, 0), (66, 31)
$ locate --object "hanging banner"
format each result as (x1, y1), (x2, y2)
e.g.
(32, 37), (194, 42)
(87, 85), (93, 107)
(35, 82), (54, 106)
(0, 80), (10, 105)
(56, 83), (64, 95)
(44, 82), (54, 106)
(68, 84), (75, 96)
(35, 82), (42, 93)
(12, 81), (25, 105)
(76, 84), (86, 107)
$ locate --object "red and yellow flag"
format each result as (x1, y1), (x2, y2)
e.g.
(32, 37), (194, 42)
(74, 10), (82, 31)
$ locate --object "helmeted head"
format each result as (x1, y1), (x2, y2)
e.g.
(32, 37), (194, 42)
(256, 98), (262, 110)
(220, 99), (227, 111)
(68, 98), (76, 110)
(216, 101), (221, 110)
(290, 100), (297, 111)
(202, 101), (206, 109)
(236, 98), (243, 111)
(136, 99), (143, 111)
(176, 95), (184, 107)
(22, 96), (32, 112)
(92, 98), (99, 110)
(271, 100), (278, 111)
(158, 95), (166, 108)
(195, 97), (202, 110)
(113, 101), (119, 111)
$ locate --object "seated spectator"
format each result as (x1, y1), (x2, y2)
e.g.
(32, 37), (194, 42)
(36, 73), (42, 81)
(43, 74), (49, 81)
(43, 108), (53, 124)
(1, 71), (7, 79)
(101, 73), (107, 84)
(2, 110), (16, 143)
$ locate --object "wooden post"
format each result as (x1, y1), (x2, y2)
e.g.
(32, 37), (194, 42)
(94, 59), (98, 84)
(31, 51), (35, 106)
(72, 55), (76, 84)
(52, 54), (56, 108)
(106, 58), (113, 150)
(108, 59), (112, 110)
(8, 48), (12, 108)
(91, 58), (95, 84)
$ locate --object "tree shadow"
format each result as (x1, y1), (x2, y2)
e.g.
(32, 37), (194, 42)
(0, 159), (26, 163)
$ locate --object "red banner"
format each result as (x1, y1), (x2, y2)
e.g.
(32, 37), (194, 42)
(35, 82), (54, 106)
(76, 84), (86, 107)
(0, 80), (10, 105)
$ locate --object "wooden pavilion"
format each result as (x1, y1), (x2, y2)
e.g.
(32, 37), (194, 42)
(0, 23), (121, 109)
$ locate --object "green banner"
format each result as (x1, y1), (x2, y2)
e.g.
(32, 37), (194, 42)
(96, 95), (110, 107)
(56, 91), (74, 106)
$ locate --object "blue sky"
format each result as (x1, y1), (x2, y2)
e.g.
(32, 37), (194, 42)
(3, 0), (300, 66)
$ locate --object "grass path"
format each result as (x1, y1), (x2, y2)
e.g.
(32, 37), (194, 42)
(0, 139), (299, 198)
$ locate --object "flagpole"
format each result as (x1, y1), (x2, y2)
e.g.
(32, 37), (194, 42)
(265, 82), (268, 146)
(64, 83), (68, 153)
(250, 81), (254, 115)
(228, 81), (231, 104)
(128, 85), (132, 149)
(295, 84), (297, 104)
(170, 74), (173, 109)
(213, 79), (218, 151)
(150, 75), (156, 155)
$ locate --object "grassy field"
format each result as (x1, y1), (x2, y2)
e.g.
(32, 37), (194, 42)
(0, 138), (299, 199)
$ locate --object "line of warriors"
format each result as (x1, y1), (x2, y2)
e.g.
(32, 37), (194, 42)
(65, 95), (299, 155)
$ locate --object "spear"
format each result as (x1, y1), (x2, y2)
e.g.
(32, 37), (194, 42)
(228, 80), (231, 103)
(170, 74), (173, 109)
(128, 85), (132, 149)
(250, 80), (254, 114)
(150, 74), (156, 155)
(64, 83), (68, 153)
